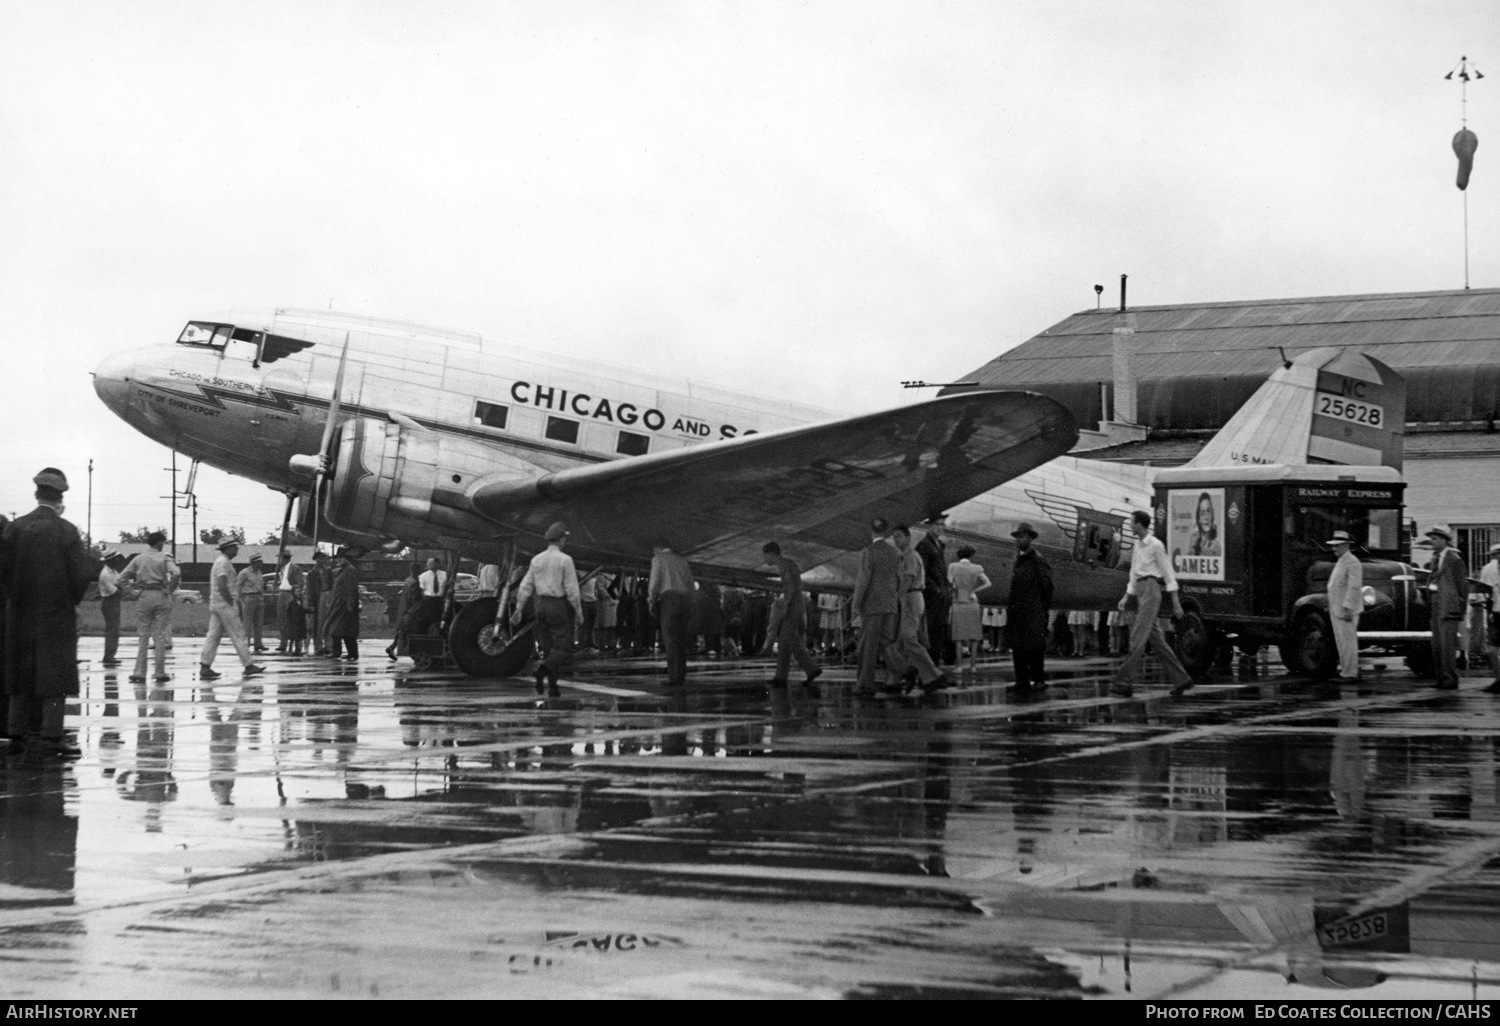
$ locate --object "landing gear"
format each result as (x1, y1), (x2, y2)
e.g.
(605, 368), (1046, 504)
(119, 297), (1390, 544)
(448, 597), (534, 678)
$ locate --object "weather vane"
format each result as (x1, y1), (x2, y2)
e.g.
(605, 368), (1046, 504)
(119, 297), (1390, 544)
(1445, 56), (1483, 288)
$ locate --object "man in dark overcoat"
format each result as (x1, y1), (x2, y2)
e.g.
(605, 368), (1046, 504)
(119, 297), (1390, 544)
(0, 468), (95, 750)
(325, 549), (362, 660)
(915, 517), (953, 665)
(1425, 524), (1469, 691)
(304, 551), (330, 656)
(1005, 522), (1053, 693)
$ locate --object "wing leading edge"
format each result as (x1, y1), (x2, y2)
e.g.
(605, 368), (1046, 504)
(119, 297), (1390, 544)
(467, 390), (1078, 569)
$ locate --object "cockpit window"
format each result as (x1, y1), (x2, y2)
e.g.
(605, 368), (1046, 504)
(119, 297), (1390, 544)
(175, 321), (314, 364)
(177, 321), (228, 346)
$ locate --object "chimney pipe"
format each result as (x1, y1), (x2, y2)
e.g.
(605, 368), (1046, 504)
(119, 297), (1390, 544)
(1119, 273), (1128, 313)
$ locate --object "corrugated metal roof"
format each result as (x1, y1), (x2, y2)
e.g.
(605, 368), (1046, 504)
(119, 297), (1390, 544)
(966, 288), (1500, 429)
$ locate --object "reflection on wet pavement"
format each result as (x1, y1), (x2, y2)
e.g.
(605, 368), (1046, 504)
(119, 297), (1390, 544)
(7, 643), (1500, 997)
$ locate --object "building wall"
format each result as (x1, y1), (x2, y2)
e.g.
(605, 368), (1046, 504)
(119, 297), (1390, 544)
(1404, 456), (1500, 573)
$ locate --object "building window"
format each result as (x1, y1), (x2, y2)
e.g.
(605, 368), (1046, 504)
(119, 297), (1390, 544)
(545, 416), (579, 444)
(616, 431), (650, 456)
(1457, 524), (1500, 575)
(473, 401), (508, 429)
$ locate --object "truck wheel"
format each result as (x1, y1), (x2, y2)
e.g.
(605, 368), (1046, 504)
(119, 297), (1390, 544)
(1284, 609), (1337, 680)
(448, 598), (534, 678)
(1175, 611), (1216, 676)
(1404, 645), (1434, 679)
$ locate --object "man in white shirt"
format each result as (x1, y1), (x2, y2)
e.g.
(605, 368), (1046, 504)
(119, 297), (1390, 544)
(200, 541), (264, 680)
(1326, 530), (1365, 683)
(512, 522), (583, 692)
(97, 550), (126, 666)
(1481, 542), (1500, 694)
(419, 558), (448, 597)
(407, 557), (451, 637)
(1110, 510), (1194, 698)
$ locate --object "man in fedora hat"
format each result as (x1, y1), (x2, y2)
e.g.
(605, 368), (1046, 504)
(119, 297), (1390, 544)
(201, 540), (264, 680)
(1326, 530), (1364, 683)
(97, 549), (127, 666)
(1005, 522), (1053, 693)
(0, 468), (95, 752)
(915, 515), (953, 665)
(1426, 524), (1468, 690)
(1480, 542), (1500, 693)
(513, 522), (583, 692)
(851, 517), (901, 696)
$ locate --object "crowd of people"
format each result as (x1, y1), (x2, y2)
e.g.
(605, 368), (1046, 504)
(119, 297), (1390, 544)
(4, 463), (1499, 758)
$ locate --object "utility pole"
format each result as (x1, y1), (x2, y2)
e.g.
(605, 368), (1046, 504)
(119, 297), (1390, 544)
(162, 452), (178, 561)
(191, 494), (199, 565)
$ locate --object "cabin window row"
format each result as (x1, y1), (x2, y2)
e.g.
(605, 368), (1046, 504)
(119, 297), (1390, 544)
(472, 401), (651, 456)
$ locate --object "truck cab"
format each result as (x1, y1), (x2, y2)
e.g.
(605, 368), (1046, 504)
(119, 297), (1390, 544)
(1150, 465), (1430, 679)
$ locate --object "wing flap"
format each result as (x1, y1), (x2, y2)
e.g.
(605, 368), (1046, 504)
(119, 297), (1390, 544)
(468, 390), (1077, 567)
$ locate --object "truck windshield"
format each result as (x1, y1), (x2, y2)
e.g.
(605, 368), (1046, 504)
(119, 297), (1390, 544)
(1291, 504), (1401, 558)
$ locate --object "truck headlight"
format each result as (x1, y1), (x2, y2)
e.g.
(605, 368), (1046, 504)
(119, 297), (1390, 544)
(1362, 586), (1378, 607)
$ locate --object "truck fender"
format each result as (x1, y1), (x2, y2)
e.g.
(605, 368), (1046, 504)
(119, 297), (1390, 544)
(1290, 593), (1330, 624)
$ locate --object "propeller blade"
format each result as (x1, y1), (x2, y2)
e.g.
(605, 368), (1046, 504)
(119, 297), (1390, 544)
(312, 331), (352, 552)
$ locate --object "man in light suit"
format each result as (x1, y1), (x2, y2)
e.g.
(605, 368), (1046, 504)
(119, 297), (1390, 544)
(1326, 530), (1364, 683)
(851, 517), (900, 696)
(1426, 524), (1468, 691)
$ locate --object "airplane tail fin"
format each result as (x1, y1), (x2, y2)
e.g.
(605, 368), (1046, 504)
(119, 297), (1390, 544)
(1187, 347), (1405, 469)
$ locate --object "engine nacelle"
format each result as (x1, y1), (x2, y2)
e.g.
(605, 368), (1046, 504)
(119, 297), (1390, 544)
(314, 417), (510, 549)
(322, 417), (441, 539)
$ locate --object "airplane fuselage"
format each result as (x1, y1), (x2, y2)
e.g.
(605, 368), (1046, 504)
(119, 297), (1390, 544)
(95, 310), (1146, 607)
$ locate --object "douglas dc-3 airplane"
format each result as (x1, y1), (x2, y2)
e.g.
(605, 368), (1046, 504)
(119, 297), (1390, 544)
(93, 308), (1399, 677)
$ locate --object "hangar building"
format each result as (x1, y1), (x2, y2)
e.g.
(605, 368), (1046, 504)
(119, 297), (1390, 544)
(962, 287), (1500, 573)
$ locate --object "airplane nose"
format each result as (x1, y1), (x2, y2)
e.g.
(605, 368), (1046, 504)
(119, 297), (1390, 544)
(93, 351), (137, 413)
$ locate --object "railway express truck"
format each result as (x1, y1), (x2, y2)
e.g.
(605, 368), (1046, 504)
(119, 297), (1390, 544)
(1152, 464), (1432, 679)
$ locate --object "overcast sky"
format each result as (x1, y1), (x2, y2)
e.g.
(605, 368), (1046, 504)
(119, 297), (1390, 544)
(1, 1), (1493, 544)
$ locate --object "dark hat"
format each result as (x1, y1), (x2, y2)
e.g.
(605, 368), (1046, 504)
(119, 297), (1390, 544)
(1010, 522), (1039, 539)
(312, 550), (328, 559)
(545, 521), (569, 542)
(217, 539), (239, 552)
(32, 467), (68, 493)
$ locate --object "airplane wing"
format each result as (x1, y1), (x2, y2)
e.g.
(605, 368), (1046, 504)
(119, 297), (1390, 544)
(466, 390), (1077, 571)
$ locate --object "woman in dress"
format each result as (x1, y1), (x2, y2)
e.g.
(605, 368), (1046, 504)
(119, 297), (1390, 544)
(947, 545), (991, 675)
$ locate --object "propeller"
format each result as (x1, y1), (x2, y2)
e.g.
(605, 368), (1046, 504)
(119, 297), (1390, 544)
(289, 332), (352, 552)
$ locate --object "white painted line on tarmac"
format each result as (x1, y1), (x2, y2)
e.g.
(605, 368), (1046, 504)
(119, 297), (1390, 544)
(553, 679), (656, 698)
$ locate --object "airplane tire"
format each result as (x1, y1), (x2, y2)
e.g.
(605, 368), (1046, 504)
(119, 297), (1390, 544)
(1175, 610), (1215, 677)
(448, 598), (534, 678)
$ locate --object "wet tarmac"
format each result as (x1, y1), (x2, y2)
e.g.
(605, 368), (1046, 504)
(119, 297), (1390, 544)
(7, 641), (1500, 999)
